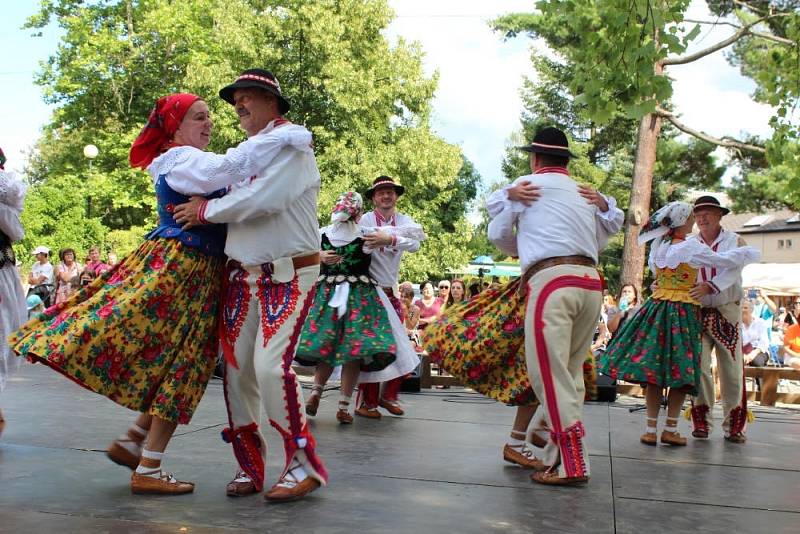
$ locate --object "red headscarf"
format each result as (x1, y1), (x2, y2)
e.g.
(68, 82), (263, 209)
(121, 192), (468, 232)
(129, 93), (201, 169)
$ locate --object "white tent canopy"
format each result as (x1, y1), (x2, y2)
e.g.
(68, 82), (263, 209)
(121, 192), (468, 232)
(742, 263), (800, 296)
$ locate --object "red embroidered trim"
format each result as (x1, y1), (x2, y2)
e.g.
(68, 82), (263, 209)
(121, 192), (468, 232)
(550, 421), (588, 478)
(728, 366), (749, 435)
(222, 377), (265, 490)
(690, 404), (710, 434)
(269, 282), (329, 483)
(221, 266), (250, 369)
(236, 73), (279, 88)
(256, 275), (300, 347)
(197, 200), (209, 224)
(531, 273), (602, 478)
(534, 166), (569, 175)
(701, 308), (739, 357)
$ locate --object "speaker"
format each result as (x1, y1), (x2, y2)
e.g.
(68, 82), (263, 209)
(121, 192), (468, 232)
(595, 373), (617, 402)
(400, 362), (422, 392)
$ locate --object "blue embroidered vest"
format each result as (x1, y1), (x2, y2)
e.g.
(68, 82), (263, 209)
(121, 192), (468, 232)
(146, 175), (227, 257)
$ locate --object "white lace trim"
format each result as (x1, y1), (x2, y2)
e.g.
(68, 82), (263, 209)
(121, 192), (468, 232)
(0, 170), (27, 211)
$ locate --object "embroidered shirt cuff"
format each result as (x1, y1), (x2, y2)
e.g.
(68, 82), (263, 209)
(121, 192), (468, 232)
(198, 200), (210, 225)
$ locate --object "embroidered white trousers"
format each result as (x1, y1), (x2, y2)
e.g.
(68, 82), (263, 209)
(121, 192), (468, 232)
(523, 264), (603, 479)
(693, 300), (747, 435)
(223, 263), (327, 485)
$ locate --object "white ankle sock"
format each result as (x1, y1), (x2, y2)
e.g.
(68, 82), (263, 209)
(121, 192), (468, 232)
(135, 449), (164, 476)
(131, 424), (148, 437)
(508, 431), (526, 447)
(117, 425), (148, 454)
(645, 418), (658, 434)
(338, 394), (352, 411)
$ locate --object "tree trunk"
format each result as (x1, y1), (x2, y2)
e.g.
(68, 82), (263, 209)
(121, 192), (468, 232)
(620, 111), (662, 289)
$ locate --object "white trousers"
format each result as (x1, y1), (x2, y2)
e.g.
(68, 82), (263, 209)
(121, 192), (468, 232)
(523, 264), (603, 479)
(693, 301), (747, 436)
(223, 263), (327, 488)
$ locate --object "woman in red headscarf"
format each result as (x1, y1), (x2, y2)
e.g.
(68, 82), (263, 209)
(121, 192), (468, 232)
(10, 93), (311, 495)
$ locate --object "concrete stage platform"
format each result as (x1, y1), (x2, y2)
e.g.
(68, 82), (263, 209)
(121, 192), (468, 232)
(1, 364), (798, 533)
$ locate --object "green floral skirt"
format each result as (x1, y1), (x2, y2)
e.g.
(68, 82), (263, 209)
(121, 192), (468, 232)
(599, 298), (702, 394)
(296, 281), (396, 371)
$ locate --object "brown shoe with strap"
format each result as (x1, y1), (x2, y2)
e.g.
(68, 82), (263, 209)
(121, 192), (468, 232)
(107, 437), (143, 470)
(531, 468), (589, 486)
(379, 399), (405, 416)
(503, 443), (549, 471)
(336, 399), (353, 424)
(264, 462), (321, 503)
(724, 432), (747, 444)
(226, 471), (259, 497)
(131, 470), (194, 495)
(660, 430), (687, 446)
(355, 404), (382, 419)
(305, 385), (323, 416)
(640, 432), (658, 446)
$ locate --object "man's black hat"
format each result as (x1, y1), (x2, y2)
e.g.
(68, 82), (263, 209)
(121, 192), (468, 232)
(517, 126), (576, 159)
(219, 69), (290, 114)
(365, 175), (405, 200)
(693, 195), (730, 216)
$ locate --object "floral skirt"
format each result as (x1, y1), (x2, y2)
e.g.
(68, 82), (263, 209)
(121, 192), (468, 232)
(9, 238), (223, 424)
(424, 279), (599, 406)
(599, 298), (702, 394)
(295, 281), (396, 372)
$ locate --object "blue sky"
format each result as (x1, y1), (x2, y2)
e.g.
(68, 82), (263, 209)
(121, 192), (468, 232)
(1, 0), (776, 188)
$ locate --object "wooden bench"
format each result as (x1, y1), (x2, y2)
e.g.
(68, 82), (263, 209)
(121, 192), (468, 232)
(414, 356), (800, 406)
(744, 366), (800, 406)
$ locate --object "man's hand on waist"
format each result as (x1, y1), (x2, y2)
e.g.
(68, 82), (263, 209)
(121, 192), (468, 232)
(689, 282), (714, 300)
(174, 196), (207, 230)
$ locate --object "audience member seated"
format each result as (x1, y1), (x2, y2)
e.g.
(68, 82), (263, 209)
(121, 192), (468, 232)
(783, 315), (800, 370)
(741, 300), (770, 367)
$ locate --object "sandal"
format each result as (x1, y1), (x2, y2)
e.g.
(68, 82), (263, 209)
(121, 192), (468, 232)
(305, 385), (323, 416)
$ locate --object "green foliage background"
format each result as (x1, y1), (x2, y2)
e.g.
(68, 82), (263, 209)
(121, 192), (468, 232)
(18, 0), (480, 282)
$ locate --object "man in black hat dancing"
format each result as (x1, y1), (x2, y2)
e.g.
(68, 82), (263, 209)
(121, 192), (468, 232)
(354, 176), (423, 418)
(175, 68), (327, 501)
(687, 195), (751, 443)
(487, 126), (624, 486)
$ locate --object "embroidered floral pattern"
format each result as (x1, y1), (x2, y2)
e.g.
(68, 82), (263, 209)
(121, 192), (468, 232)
(600, 266), (703, 395)
(9, 238), (222, 424)
(256, 274), (300, 346)
(424, 278), (599, 406)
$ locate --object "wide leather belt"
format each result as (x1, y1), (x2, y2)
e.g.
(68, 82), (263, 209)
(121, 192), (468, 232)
(228, 252), (320, 274)
(523, 255), (595, 282)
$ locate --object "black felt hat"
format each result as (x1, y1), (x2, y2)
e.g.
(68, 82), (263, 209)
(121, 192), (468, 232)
(517, 126), (576, 158)
(219, 69), (290, 114)
(365, 175), (405, 200)
(693, 195), (730, 215)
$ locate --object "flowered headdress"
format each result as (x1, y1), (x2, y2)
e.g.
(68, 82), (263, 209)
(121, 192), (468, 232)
(330, 191), (363, 224)
(637, 201), (693, 246)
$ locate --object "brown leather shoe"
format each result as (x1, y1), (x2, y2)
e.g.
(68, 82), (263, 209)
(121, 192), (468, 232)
(264, 477), (321, 503)
(131, 471), (194, 495)
(692, 428), (709, 439)
(107, 440), (141, 470)
(640, 432), (658, 446)
(305, 387), (322, 416)
(355, 405), (382, 419)
(661, 430), (687, 446)
(336, 409), (353, 424)
(531, 469), (589, 486)
(724, 432), (747, 444)
(503, 444), (548, 471)
(379, 399), (405, 416)
(226, 471), (259, 497)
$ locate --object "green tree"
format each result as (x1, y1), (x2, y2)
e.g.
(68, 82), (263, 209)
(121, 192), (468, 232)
(491, 53), (724, 291)
(494, 1), (800, 288)
(20, 0), (475, 277)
